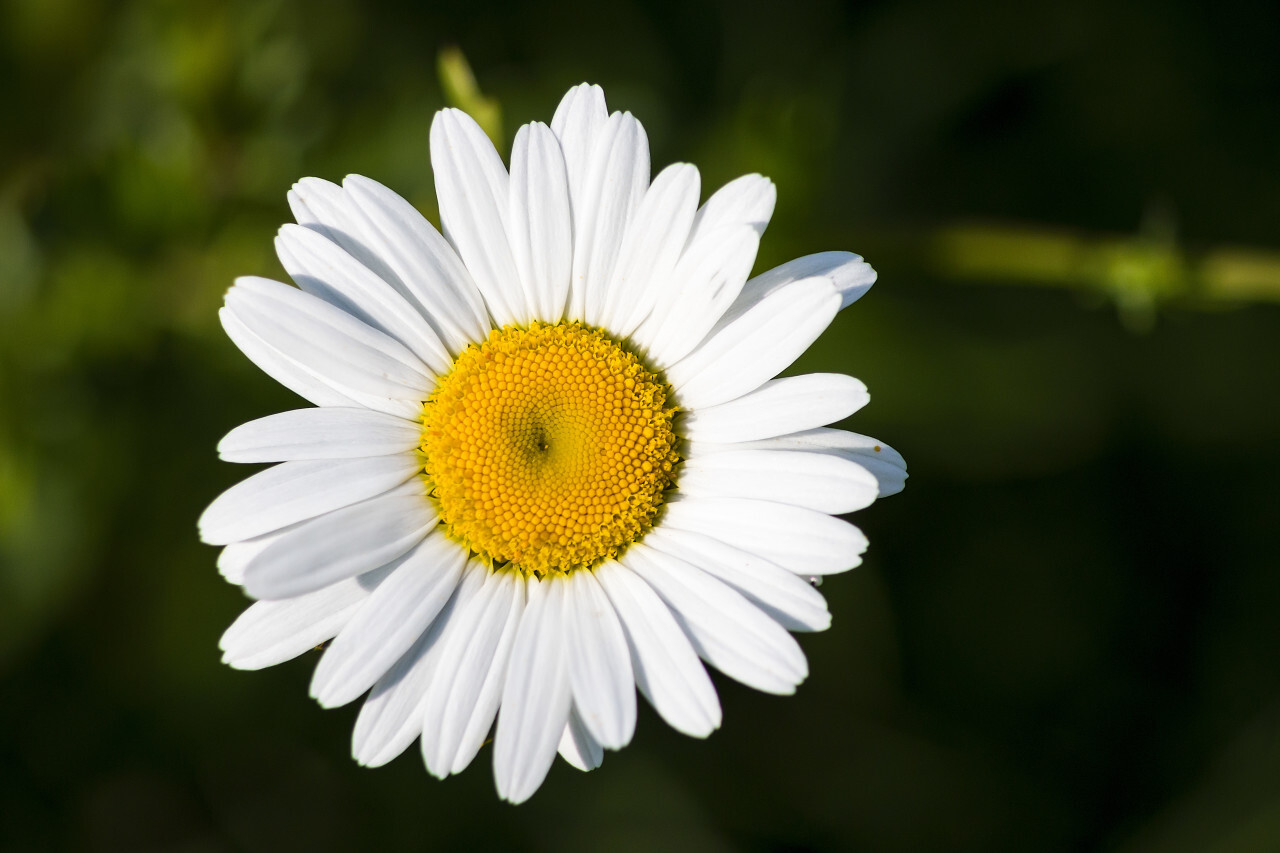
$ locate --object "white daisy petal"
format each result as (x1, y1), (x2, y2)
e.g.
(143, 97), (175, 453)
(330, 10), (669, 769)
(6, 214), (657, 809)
(217, 530), (287, 585)
(420, 567), (526, 778)
(242, 483), (437, 600)
(228, 277), (431, 388)
(633, 175), (775, 359)
(563, 570), (636, 750)
(493, 577), (572, 804)
(666, 276), (841, 409)
(290, 176), (490, 356)
(351, 636), (438, 768)
(594, 560), (721, 738)
(624, 544), (807, 695)
(558, 707), (604, 772)
(340, 175), (492, 354)
(676, 448), (879, 514)
(632, 225), (760, 367)
(661, 496), (868, 576)
(219, 563), (395, 670)
(310, 532), (468, 708)
(219, 308), (358, 409)
(351, 565), (488, 768)
(276, 223), (452, 374)
(687, 173), (777, 243)
(602, 163), (701, 337)
(723, 252), (877, 326)
(430, 108), (525, 327)
(286, 175), (353, 242)
(679, 373), (870, 444)
(550, 83), (609, 209)
(199, 455), (422, 546)
(224, 277), (430, 418)
(699, 428), (908, 498)
(507, 122), (573, 322)
(570, 111), (650, 322)
(283, 177), (386, 288)
(218, 408), (421, 463)
(642, 527), (830, 632)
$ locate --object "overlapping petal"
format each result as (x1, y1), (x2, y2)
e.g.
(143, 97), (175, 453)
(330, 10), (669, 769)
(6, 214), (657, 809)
(508, 123), (573, 322)
(493, 577), (572, 804)
(291, 175), (491, 355)
(568, 111), (650, 322)
(241, 481), (437, 600)
(431, 108), (526, 327)
(666, 275), (842, 408)
(218, 408), (421, 463)
(419, 568), (525, 778)
(352, 565), (488, 768)
(679, 373), (870, 444)
(596, 163), (700, 336)
(276, 223), (452, 374)
(199, 455), (422, 545)
(310, 532), (467, 708)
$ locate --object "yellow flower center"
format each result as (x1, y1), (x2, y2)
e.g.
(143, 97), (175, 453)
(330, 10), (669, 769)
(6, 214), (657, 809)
(420, 322), (680, 577)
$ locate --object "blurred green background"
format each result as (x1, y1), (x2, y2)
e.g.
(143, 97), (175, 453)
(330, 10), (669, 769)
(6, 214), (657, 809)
(2, 0), (1279, 850)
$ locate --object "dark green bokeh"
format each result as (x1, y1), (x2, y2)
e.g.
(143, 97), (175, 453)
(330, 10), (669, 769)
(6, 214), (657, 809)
(2, 0), (1278, 850)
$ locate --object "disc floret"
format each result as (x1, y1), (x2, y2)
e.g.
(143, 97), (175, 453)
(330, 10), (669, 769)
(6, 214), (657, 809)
(420, 322), (680, 576)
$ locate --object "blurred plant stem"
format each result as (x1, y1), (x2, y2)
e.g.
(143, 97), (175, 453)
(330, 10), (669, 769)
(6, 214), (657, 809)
(930, 217), (1280, 332)
(437, 46), (503, 146)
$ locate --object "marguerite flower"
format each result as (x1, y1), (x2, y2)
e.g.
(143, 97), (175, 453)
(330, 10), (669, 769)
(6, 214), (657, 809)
(200, 83), (906, 803)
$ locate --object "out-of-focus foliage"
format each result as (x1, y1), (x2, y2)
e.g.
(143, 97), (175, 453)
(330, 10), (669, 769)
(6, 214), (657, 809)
(1, 0), (1278, 851)
(438, 46), (504, 146)
(933, 217), (1280, 332)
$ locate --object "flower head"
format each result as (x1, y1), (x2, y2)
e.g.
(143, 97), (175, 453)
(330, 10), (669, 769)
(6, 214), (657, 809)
(200, 83), (906, 803)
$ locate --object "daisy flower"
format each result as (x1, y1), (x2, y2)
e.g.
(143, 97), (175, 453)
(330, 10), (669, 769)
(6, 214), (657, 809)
(200, 83), (906, 803)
